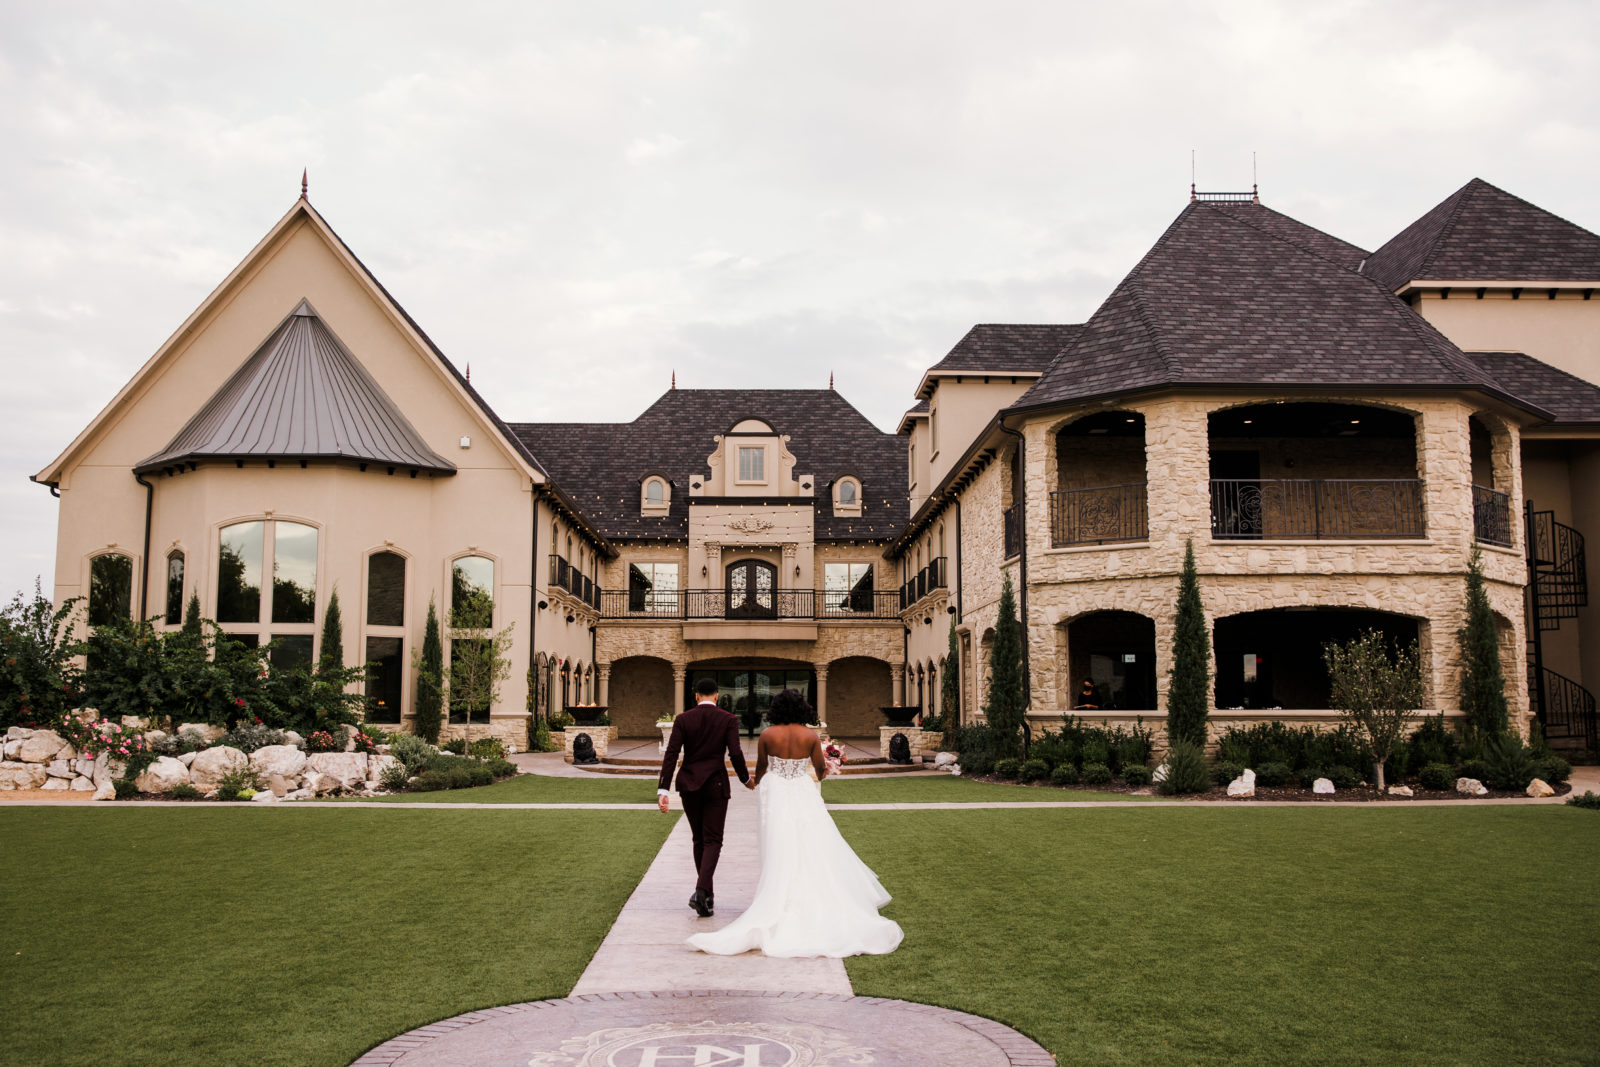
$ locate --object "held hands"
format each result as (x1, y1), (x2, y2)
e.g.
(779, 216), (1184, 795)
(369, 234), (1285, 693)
(744, 778), (757, 790)
(657, 794), (670, 813)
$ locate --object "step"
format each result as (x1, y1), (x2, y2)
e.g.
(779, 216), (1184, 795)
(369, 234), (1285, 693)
(574, 760), (928, 776)
(599, 755), (897, 768)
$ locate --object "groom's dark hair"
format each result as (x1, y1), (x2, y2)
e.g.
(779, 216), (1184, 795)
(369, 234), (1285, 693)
(694, 677), (719, 697)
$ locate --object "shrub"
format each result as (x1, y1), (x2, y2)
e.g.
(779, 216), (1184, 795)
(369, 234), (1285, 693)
(1050, 764), (1080, 786)
(953, 723), (1009, 777)
(468, 737), (508, 760)
(982, 574), (1026, 757)
(1298, 767), (1328, 790)
(1458, 758), (1492, 785)
(1122, 764), (1153, 787)
(351, 730), (379, 755)
(1117, 726), (1155, 771)
(1418, 762), (1456, 791)
(168, 782), (201, 800)
(1534, 754), (1571, 786)
(1079, 738), (1110, 768)
(1459, 545), (1510, 737)
(410, 771), (451, 792)
(1384, 739), (1414, 783)
(1482, 733), (1538, 791)
(1028, 731), (1078, 772)
(1081, 762), (1113, 786)
(1018, 758), (1049, 783)
(219, 722), (287, 753)
(442, 738), (468, 755)
(216, 766), (260, 801)
(304, 730), (341, 754)
(993, 758), (1021, 780)
(1565, 790), (1600, 810)
(1255, 762), (1294, 788)
(378, 763), (412, 792)
(1410, 714), (1460, 768)
(112, 778), (140, 800)
(1211, 761), (1244, 788)
(0, 582), (83, 731)
(1215, 736), (1251, 767)
(1328, 765), (1363, 790)
(486, 758), (518, 779)
(358, 723), (392, 745)
(389, 733), (437, 774)
(1156, 740), (1210, 795)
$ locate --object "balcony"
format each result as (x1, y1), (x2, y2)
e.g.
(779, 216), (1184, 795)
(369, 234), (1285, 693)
(1209, 478), (1424, 540)
(599, 588), (901, 620)
(1472, 485), (1513, 547)
(900, 556), (948, 608)
(1003, 504), (1021, 558)
(548, 555), (601, 610)
(1050, 483), (1148, 547)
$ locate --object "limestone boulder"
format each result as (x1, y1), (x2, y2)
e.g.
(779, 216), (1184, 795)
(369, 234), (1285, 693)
(135, 756), (191, 794)
(1526, 778), (1555, 798)
(143, 730), (169, 747)
(1387, 785), (1414, 797)
(58, 743), (78, 761)
(46, 759), (74, 779)
(178, 723), (226, 743)
(1153, 762), (1169, 784)
(366, 754), (401, 783)
(5, 726), (27, 741)
(1313, 778), (1335, 794)
(0, 762), (49, 790)
(69, 776), (95, 791)
(284, 788), (313, 801)
(41, 778), (69, 791)
(250, 745), (307, 780)
(306, 771), (342, 796)
(1226, 768), (1257, 798)
(250, 790), (280, 803)
(934, 751), (958, 768)
(178, 751), (200, 767)
(306, 752), (368, 790)
(283, 731), (304, 747)
(1456, 777), (1488, 796)
(18, 730), (67, 763)
(92, 758), (126, 787)
(949, 764), (962, 776)
(189, 746), (250, 791)
(92, 780), (115, 801)
(2, 740), (19, 759)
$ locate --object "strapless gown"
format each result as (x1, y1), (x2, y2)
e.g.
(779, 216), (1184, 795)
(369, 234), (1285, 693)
(687, 756), (903, 958)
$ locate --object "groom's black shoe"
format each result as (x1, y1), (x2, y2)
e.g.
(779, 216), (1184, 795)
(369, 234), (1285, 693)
(689, 889), (713, 917)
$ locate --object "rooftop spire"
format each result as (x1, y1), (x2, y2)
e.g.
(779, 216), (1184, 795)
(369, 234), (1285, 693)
(465, 362), (471, 382)
(671, 369), (676, 390)
(829, 371), (834, 390)
(300, 168), (308, 200)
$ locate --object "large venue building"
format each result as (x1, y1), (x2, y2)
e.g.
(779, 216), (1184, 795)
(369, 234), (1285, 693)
(33, 178), (1600, 753)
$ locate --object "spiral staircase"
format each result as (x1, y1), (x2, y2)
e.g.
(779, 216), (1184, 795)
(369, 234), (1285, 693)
(1525, 505), (1598, 753)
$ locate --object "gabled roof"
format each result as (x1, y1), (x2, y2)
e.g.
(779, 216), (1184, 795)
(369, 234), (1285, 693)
(1012, 199), (1534, 414)
(136, 299), (455, 474)
(513, 389), (906, 541)
(926, 324), (1084, 374)
(1363, 178), (1600, 290)
(1463, 352), (1600, 426)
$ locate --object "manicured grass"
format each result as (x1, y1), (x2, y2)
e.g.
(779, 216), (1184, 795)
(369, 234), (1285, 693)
(0, 807), (670, 1066)
(356, 770), (654, 804)
(839, 806), (1600, 1065)
(822, 774), (1164, 804)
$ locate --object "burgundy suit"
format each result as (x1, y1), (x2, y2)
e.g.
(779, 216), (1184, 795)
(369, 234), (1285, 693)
(659, 700), (751, 895)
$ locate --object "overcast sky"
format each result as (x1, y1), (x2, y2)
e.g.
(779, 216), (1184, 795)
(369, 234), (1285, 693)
(3, 0), (1598, 601)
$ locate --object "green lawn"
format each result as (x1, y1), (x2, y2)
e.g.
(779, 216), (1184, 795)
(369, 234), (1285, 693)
(0, 808), (670, 1066)
(355, 770), (655, 804)
(839, 806), (1600, 1065)
(823, 773), (1164, 803)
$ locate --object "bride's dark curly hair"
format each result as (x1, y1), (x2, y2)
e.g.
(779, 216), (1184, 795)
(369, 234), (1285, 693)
(766, 688), (814, 725)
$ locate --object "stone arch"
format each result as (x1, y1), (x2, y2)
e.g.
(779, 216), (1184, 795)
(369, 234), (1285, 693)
(1213, 606), (1425, 710)
(827, 655), (894, 737)
(977, 627), (996, 716)
(1048, 409), (1149, 547)
(1062, 609), (1157, 711)
(607, 655), (674, 737)
(1469, 412), (1517, 549)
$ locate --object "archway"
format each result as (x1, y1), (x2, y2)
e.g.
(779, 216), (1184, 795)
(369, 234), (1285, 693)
(608, 656), (675, 737)
(1052, 411), (1148, 546)
(1065, 610), (1157, 711)
(1213, 608), (1422, 710)
(827, 657), (894, 737)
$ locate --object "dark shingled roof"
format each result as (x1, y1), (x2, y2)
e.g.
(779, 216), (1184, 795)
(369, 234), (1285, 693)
(137, 299), (455, 474)
(927, 324), (1084, 375)
(1012, 200), (1525, 413)
(512, 389), (906, 541)
(1464, 352), (1600, 425)
(1363, 178), (1600, 290)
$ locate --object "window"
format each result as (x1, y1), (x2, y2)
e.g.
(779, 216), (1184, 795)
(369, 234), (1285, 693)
(451, 556), (494, 628)
(448, 639), (492, 723)
(628, 562), (680, 614)
(164, 551), (185, 625)
(217, 522), (264, 623)
(930, 406), (938, 453)
(366, 552), (406, 627)
(217, 521), (319, 653)
(365, 636), (403, 722)
(643, 478), (667, 509)
(738, 446), (765, 482)
(270, 635), (314, 672)
(834, 476), (861, 514)
(88, 554), (133, 627)
(839, 480), (857, 505)
(824, 562), (874, 613)
(909, 441), (916, 485)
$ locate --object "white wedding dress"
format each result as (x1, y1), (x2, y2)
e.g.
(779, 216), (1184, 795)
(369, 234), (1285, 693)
(687, 756), (903, 958)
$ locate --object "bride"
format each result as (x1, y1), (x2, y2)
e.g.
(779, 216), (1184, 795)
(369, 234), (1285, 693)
(688, 688), (903, 959)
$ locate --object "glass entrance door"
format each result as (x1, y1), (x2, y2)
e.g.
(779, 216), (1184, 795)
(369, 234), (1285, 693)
(703, 667), (815, 736)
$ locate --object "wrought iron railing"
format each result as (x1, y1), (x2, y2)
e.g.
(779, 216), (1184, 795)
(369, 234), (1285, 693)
(1049, 483), (1148, 547)
(1527, 508), (1587, 628)
(1472, 485), (1513, 547)
(1209, 478), (1424, 540)
(548, 554), (571, 593)
(1533, 665), (1599, 752)
(599, 588), (902, 619)
(1002, 504), (1021, 558)
(548, 555), (600, 609)
(900, 557), (947, 608)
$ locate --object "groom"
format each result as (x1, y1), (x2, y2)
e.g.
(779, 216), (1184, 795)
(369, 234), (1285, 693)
(658, 677), (754, 917)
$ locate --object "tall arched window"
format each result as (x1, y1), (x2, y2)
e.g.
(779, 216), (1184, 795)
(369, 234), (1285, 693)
(164, 550), (186, 625)
(450, 555), (494, 628)
(217, 520), (318, 667)
(364, 551), (407, 723)
(88, 553), (133, 627)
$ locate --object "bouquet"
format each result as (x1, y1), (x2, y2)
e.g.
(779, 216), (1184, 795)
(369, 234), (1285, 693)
(823, 741), (845, 777)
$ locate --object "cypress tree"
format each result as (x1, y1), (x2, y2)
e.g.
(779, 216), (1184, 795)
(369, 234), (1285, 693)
(317, 589), (344, 674)
(1459, 545), (1509, 738)
(983, 571), (1026, 755)
(1166, 539), (1211, 748)
(414, 598), (444, 743)
(182, 593), (203, 640)
(939, 619), (961, 732)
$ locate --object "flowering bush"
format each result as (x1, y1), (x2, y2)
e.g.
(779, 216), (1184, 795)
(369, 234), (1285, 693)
(351, 730), (378, 754)
(74, 719), (149, 761)
(304, 730), (341, 753)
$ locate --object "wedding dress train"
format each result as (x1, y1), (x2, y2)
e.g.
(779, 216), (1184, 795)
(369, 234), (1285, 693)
(687, 757), (903, 958)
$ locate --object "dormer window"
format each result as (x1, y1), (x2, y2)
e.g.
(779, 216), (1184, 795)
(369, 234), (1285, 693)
(642, 476), (670, 514)
(738, 446), (765, 483)
(834, 476), (862, 515)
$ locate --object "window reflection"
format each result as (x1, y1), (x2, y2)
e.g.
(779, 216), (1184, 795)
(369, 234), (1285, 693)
(271, 522), (317, 624)
(89, 554), (133, 627)
(451, 556), (494, 627)
(367, 552), (406, 627)
(165, 551), (185, 625)
(217, 522), (264, 623)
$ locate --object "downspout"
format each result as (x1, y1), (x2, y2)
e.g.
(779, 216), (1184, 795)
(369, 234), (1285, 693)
(530, 488), (540, 722)
(953, 494), (964, 724)
(134, 472), (155, 620)
(997, 422), (1031, 708)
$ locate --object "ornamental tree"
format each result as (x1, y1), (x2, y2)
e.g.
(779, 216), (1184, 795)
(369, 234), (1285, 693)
(1325, 629), (1423, 791)
(413, 599), (444, 743)
(983, 571), (1025, 756)
(1458, 545), (1510, 739)
(939, 619), (961, 732)
(1166, 539), (1211, 748)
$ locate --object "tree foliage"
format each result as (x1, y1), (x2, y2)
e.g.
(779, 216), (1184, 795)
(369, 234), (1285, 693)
(318, 589), (344, 674)
(983, 571), (1026, 756)
(937, 619), (961, 733)
(444, 599), (514, 747)
(1166, 539), (1211, 748)
(1324, 629), (1424, 790)
(413, 599), (444, 743)
(1458, 545), (1510, 739)
(0, 581), (82, 730)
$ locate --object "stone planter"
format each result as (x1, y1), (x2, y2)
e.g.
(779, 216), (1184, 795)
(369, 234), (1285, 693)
(563, 725), (617, 763)
(658, 721), (676, 753)
(880, 706), (919, 727)
(879, 726), (942, 762)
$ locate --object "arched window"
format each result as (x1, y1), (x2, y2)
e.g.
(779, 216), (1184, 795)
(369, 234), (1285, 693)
(643, 477), (669, 512)
(366, 552), (406, 628)
(839, 480), (857, 504)
(363, 551), (407, 724)
(88, 553), (133, 627)
(216, 520), (318, 667)
(164, 550), (186, 625)
(450, 555), (494, 628)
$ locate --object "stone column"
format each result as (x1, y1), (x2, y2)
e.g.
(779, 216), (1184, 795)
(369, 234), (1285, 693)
(891, 663), (906, 705)
(814, 663), (829, 723)
(597, 663), (611, 707)
(672, 664), (687, 715)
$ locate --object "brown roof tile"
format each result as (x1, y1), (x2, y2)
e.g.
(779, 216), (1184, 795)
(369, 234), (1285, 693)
(1463, 352), (1600, 425)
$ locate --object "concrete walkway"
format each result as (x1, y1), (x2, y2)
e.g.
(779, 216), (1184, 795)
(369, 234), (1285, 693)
(571, 781), (852, 996)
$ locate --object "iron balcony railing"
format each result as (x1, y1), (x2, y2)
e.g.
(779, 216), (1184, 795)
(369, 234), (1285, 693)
(900, 557), (948, 608)
(1209, 478), (1424, 540)
(1050, 483), (1148, 547)
(548, 555), (601, 610)
(1002, 504), (1022, 558)
(1533, 665), (1599, 753)
(1472, 485), (1513, 547)
(599, 588), (902, 620)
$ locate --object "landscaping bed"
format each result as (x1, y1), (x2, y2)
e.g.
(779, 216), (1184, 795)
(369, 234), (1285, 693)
(963, 773), (1573, 801)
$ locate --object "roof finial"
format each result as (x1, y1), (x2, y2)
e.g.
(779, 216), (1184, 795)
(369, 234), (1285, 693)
(465, 362), (471, 382)
(1252, 151), (1259, 204)
(671, 369), (676, 390)
(301, 168), (308, 200)
(829, 371), (834, 390)
(1190, 149), (1196, 203)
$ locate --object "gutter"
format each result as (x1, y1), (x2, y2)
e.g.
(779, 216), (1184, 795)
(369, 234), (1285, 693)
(530, 488), (540, 721)
(996, 419), (1030, 708)
(134, 472), (155, 620)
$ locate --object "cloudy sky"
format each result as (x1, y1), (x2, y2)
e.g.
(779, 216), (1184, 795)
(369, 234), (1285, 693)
(3, 0), (1598, 600)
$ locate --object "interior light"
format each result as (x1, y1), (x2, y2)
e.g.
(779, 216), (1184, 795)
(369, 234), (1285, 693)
(1350, 419), (1361, 425)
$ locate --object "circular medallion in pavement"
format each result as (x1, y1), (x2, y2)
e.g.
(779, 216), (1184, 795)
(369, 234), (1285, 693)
(353, 990), (1054, 1066)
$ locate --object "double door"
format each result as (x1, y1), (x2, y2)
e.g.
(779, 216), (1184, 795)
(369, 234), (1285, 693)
(700, 667), (815, 736)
